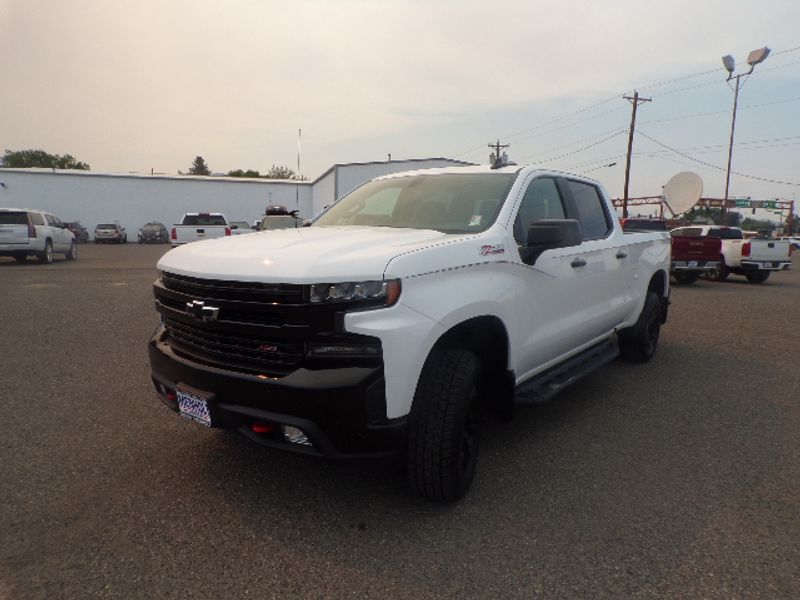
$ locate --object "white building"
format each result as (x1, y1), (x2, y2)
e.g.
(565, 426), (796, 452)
(0, 158), (472, 237)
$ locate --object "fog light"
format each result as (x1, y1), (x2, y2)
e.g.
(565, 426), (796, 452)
(282, 425), (312, 446)
(252, 422), (274, 434)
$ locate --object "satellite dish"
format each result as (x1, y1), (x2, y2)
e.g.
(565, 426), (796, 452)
(662, 172), (703, 216)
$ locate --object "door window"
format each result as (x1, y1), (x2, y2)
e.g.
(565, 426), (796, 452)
(565, 180), (611, 240)
(29, 212), (45, 226)
(513, 178), (565, 244)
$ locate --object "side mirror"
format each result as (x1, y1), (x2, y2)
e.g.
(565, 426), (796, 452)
(519, 219), (583, 265)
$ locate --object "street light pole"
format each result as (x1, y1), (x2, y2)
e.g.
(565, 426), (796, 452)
(722, 73), (741, 222)
(720, 46), (770, 223)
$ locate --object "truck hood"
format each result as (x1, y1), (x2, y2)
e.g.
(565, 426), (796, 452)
(157, 226), (473, 282)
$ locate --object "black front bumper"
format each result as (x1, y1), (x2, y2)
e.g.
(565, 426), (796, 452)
(148, 327), (406, 459)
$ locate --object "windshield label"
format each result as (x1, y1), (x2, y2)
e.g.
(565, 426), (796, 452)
(480, 244), (504, 256)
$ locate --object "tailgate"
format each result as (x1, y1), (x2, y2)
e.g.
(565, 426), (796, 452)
(174, 225), (227, 243)
(748, 240), (791, 260)
(671, 236), (721, 260)
(0, 212), (30, 245)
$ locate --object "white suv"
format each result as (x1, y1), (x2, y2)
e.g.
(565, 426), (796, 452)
(0, 208), (77, 263)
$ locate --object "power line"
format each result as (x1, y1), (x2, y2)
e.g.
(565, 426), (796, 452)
(635, 129), (800, 186)
(519, 130), (626, 164)
(451, 44), (800, 160)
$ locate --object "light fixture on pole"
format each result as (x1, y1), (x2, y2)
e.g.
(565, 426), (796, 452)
(720, 46), (770, 222)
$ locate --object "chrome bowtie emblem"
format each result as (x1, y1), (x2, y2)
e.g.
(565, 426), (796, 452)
(186, 300), (220, 322)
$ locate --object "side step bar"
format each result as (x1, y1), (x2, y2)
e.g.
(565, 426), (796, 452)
(515, 340), (619, 404)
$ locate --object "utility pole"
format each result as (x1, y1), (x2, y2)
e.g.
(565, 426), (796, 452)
(622, 91), (651, 218)
(488, 139), (510, 164)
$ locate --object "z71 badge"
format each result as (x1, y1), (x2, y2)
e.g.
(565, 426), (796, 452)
(480, 244), (505, 256)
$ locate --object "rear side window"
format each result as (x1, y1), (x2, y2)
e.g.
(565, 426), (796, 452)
(671, 227), (702, 237)
(183, 215), (226, 226)
(565, 180), (611, 239)
(0, 212), (27, 225)
(707, 228), (743, 240)
(513, 177), (566, 243)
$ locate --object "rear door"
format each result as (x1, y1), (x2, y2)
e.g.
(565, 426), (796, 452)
(0, 211), (30, 245)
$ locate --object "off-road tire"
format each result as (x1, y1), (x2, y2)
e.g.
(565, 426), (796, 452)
(745, 271), (770, 284)
(619, 292), (661, 363)
(38, 240), (54, 264)
(407, 349), (482, 502)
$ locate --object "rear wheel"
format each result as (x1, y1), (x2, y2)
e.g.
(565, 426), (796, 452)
(66, 240), (77, 261)
(619, 292), (661, 363)
(38, 240), (54, 264)
(407, 349), (482, 502)
(745, 271), (770, 284)
(709, 258), (729, 282)
(673, 272), (698, 285)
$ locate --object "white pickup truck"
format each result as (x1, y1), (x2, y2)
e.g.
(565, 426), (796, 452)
(691, 226), (792, 283)
(148, 164), (671, 501)
(170, 212), (231, 247)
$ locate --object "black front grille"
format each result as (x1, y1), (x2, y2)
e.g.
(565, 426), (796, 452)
(154, 272), (381, 376)
(162, 272), (304, 303)
(164, 317), (304, 374)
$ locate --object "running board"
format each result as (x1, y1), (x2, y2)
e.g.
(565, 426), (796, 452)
(515, 340), (619, 404)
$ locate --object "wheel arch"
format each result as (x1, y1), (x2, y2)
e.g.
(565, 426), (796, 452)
(428, 315), (515, 420)
(647, 269), (669, 324)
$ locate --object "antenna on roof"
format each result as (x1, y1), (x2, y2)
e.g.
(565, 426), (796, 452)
(488, 139), (516, 169)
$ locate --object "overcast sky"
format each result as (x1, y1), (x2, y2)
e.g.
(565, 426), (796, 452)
(1, 0), (798, 210)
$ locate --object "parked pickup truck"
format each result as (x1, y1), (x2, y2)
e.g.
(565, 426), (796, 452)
(148, 164), (671, 501)
(171, 213), (231, 247)
(621, 218), (720, 284)
(686, 226), (791, 283)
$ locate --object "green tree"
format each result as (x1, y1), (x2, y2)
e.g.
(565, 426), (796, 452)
(187, 156), (211, 175)
(1, 149), (90, 170)
(227, 169), (262, 178)
(265, 164), (303, 180)
(684, 207), (742, 227)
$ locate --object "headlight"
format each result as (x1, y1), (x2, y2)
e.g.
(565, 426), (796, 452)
(308, 279), (401, 305)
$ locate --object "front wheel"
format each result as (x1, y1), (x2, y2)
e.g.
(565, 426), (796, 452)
(745, 271), (770, 284)
(407, 349), (482, 502)
(619, 292), (661, 363)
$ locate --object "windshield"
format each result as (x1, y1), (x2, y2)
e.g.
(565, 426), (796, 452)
(97, 224), (117, 229)
(314, 173), (518, 233)
(143, 224), (162, 231)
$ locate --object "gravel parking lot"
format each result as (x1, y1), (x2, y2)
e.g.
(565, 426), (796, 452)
(1, 244), (798, 599)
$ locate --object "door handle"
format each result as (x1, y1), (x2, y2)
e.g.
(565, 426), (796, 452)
(571, 258), (587, 268)
(616, 251), (628, 259)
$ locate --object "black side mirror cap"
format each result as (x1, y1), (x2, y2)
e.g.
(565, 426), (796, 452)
(520, 219), (583, 265)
